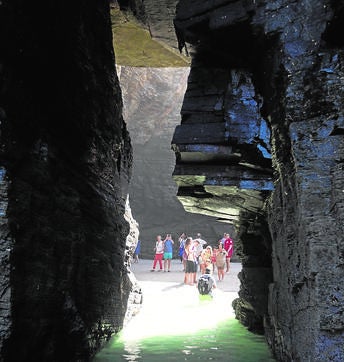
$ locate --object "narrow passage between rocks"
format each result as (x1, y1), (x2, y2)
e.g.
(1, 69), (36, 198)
(94, 260), (275, 361)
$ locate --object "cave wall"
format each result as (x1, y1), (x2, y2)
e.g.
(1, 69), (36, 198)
(1, 0), (343, 360)
(171, 3), (274, 339)
(266, 26), (344, 361)
(173, 0), (344, 361)
(0, 1), (132, 360)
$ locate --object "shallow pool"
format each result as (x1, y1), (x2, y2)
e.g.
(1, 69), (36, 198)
(94, 279), (275, 361)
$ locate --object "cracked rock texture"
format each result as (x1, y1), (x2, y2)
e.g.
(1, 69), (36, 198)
(172, 0), (344, 361)
(1, 0), (344, 361)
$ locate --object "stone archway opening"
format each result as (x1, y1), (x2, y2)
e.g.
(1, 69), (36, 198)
(111, 0), (276, 355)
(2, 1), (343, 361)
(113, 0), (275, 334)
(111, 3), (234, 252)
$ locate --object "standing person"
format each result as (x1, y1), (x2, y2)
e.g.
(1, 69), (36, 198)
(195, 233), (207, 247)
(133, 239), (141, 263)
(219, 233), (226, 246)
(178, 232), (187, 270)
(151, 235), (164, 271)
(163, 233), (174, 272)
(197, 267), (217, 298)
(211, 246), (217, 273)
(200, 245), (213, 274)
(193, 238), (204, 272)
(191, 239), (200, 283)
(215, 243), (227, 281)
(223, 233), (234, 272)
(184, 237), (197, 285)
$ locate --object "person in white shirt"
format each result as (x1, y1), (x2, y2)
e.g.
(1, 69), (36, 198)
(151, 235), (164, 271)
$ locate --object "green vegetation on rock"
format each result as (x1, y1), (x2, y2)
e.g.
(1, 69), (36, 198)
(110, 8), (189, 67)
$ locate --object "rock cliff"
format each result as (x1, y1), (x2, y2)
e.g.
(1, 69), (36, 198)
(1, 0), (343, 361)
(0, 1), (132, 360)
(172, 0), (344, 361)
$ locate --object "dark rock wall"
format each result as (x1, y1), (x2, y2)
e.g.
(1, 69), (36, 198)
(267, 58), (344, 361)
(0, 168), (11, 358)
(173, 0), (344, 361)
(0, 1), (132, 361)
(233, 213), (272, 334)
(172, 0), (274, 339)
(1, 0), (343, 360)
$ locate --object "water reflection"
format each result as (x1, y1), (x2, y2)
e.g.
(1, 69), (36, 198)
(94, 279), (275, 361)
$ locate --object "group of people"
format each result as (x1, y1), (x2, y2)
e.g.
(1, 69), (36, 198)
(179, 232), (233, 286)
(149, 232), (234, 296)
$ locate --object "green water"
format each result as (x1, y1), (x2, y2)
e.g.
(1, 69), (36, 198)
(94, 280), (275, 362)
(95, 318), (275, 361)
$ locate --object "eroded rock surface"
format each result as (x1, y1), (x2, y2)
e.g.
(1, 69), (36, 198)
(173, 0), (344, 361)
(0, 1), (132, 360)
(1, 0), (343, 361)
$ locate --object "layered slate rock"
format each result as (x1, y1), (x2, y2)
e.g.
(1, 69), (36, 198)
(0, 1), (132, 360)
(172, 5), (274, 337)
(173, 0), (344, 361)
(172, 67), (273, 221)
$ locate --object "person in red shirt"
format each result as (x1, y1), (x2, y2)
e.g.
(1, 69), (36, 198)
(223, 233), (234, 272)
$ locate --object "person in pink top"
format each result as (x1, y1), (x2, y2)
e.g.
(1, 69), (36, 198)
(223, 233), (234, 272)
(151, 235), (164, 271)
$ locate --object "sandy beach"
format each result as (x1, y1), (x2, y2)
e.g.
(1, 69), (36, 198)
(95, 259), (277, 361)
(130, 258), (242, 293)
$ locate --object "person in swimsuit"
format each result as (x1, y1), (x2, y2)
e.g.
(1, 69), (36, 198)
(215, 243), (228, 281)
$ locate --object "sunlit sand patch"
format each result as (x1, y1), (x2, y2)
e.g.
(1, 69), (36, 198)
(120, 280), (237, 342)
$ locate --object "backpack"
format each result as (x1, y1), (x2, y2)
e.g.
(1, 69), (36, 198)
(198, 275), (211, 295)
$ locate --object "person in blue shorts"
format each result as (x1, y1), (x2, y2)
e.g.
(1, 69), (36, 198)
(133, 239), (141, 263)
(163, 234), (174, 272)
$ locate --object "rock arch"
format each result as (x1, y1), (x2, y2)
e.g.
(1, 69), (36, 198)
(1, 1), (343, 361)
